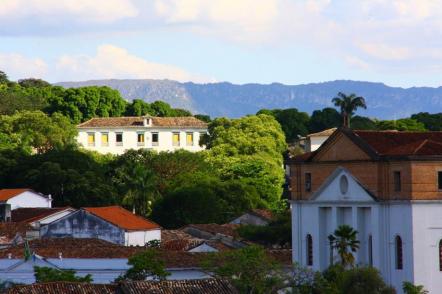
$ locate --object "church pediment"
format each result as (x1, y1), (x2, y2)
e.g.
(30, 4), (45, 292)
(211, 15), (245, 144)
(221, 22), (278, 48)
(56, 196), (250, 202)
(311, 131), (375, 162)
(310, 167), (377, 202)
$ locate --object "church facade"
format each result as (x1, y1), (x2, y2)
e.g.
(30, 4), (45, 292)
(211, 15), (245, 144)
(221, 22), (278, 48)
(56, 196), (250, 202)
(289, 128), (442, 293)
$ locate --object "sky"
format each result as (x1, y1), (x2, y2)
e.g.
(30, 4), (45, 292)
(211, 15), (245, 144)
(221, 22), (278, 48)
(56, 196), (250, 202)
(1, 0), (442, 87)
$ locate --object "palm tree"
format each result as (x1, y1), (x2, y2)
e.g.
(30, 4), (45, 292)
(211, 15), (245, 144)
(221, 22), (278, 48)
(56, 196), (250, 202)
(328, 225), (360, 268)
(332, 92), (367, 128)
(122, 164), (158, 217)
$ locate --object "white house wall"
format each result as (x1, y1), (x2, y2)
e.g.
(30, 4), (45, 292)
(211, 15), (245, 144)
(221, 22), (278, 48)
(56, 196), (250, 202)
(7, 192), (51, 210)
(124, 229), (161, 246)
(77, 128), (206, 155)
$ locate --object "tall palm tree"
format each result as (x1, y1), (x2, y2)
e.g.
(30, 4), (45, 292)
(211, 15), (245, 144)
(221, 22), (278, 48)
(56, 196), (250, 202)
(332, 92), (367, 128)
(328, 225), (360, 268)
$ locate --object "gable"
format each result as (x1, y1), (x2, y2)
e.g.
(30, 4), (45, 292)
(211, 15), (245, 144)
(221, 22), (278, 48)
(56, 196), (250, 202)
(313, 132), (372, 162)
(311, 167), (377, 203)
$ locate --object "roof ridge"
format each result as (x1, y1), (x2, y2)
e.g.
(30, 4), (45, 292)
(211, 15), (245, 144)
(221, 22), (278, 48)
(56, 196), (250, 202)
(413, 139), (429, 154)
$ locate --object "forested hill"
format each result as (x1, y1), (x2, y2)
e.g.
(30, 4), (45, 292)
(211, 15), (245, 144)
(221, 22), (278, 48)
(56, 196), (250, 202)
(55, 79), (442, 119)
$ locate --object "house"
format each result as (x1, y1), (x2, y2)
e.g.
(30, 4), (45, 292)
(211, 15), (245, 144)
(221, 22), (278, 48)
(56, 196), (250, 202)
(11, 207), (76, 239)
(182, 224), (247, 249)
(0, 189), (52, 211)
(161, 230), (233, 252)
(76, 116), (208, 155)
(304, 128), (337, 152)
(288, 127), (442, 293)
(230, 209), (274, 226)
(0, 238), (213, 284)
(40, 206), (161, 246)
(6, 279), (238, 294)
(0, 238), (291, 285)
(0, 223), (29, 249)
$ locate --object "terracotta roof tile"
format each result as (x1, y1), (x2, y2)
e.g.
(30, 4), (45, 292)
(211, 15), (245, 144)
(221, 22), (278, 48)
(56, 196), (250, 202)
(354, 130), (442, 157)
(6, 282), (117, 294)
(120, 279), (239, 294)
(0, 189), (32, 201)
(0, 222), (29, 244)
(250, 209), (274, 221)
(11, 207), (72, 223)
(307, 128), (337, 137)
(77, 116), (207, 128)
(84, 206), (160, 231)
(186, 224), (240, 238)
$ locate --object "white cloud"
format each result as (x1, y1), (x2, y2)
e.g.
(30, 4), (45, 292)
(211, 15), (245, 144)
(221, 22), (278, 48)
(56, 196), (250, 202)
(0, 53), (48, 80)
(54, 45), (209, 82)
(0, 0), (138, 24)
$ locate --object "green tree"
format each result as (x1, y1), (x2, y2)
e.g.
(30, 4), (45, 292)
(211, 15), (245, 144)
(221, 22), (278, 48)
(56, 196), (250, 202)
(118, 249), (170, 281)
(151, 174), (260, 228)
(194, 114), (211, 122)
(411, 112), (442, 131)
(332, 92), (367, 128)
(18, 78), (51, 88)
(339, 267), (395, 294)
(351, 116), (378, 130)
(0, 71), (8, 84)
(0, 111), (77, 153)
(125, 99), (152, 116)
(34, 266), (92, 283)
(257, 108), (310, 142)
(328, 225), (360, 268)
(202, 245), (287, 294)
(150, 100), (174, 117)
(308, 107), (342, 132)
(402, 281), (428, 294)
(377, 118), (426, 131)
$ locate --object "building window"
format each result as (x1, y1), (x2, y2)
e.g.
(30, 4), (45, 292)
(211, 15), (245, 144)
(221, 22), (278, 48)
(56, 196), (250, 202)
(137, 133), (145, 146)
(439, 240), (442, 271)
(152, 132), (159, 146)
(395, 235), (403, 270)
(305, 173), (312, 192)
(101, 133), (109, 146)
(172, 132), (180, 146)
(368, 235), (373, 266)
(394, 171), (401, 192)
(186, 132), (194, 146)
(116, 133), (123, 146)
(438, 171), (442, 190)
(306, 234), (313, 266)
(199, 132), (206, 145)
(87, 133), (95, 146)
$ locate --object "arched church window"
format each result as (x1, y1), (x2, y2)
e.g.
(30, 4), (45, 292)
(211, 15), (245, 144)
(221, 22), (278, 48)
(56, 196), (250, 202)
(395, 235), (403, 270)
(306, 234), (313, 266)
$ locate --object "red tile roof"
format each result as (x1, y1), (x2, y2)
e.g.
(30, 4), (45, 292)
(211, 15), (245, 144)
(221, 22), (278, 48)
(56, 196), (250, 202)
(0, 238), (292, 266)
(307, 128), (337, 137)
(11, 207), (72, 223)
(84, 206), (160, 231)
(120, 279), (238, 294)
(0, 222), (29, 244)
(77, 116), (207, 128)
(354, 130), (442, 156)
(250, 209), (274, 221)
(185, 224), (240, 238)
(0, 189), (32, 201)
(6, 282), (116, 294)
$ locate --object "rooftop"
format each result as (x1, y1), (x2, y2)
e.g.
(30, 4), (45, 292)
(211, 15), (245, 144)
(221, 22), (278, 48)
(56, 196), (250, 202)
(0, 189), (32, 201)
(84, 206), (160, 231)
(6, 282), (117, 294)
(307, 127), (337, 137)
(77, 116), (207, 128)
(185, 224), (240, 238)
(293, 128), (442, 161)
(0, 238), (292, 266)
(11, 207), (72, 223)
(6, 279), (238, 294)
(249, 209), (274, 221)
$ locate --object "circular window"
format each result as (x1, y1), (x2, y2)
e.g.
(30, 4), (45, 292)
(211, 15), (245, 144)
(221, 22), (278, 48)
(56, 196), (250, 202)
(340, 175), (349, 195)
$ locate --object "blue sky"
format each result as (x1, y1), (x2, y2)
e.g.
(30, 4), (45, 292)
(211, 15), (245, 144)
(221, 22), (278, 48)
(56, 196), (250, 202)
(1, 0), (442, 87)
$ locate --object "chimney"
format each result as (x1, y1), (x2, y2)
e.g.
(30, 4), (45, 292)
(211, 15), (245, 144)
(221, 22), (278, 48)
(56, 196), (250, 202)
(143, 116), (152, 127)
(7, 253), (12, 259)
(58, 252), (63, 260)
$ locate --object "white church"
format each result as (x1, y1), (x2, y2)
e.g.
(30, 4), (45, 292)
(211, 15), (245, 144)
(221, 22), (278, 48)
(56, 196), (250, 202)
(289, 128), (442, 293)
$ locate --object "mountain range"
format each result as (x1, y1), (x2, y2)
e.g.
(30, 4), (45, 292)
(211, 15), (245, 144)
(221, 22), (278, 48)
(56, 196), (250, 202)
(55, 79), (442, 119)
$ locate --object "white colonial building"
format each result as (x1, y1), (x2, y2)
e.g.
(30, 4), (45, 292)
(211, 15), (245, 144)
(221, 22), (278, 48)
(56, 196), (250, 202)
(289, 128), (442, 293)
(0, 189), (52, 211)
(77, 116), (208, 155)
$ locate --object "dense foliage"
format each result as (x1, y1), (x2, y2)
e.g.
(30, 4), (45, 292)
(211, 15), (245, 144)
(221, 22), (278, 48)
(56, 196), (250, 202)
(34, 266), (93, 283)
(117, 249), (170, 281)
